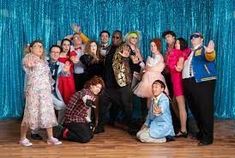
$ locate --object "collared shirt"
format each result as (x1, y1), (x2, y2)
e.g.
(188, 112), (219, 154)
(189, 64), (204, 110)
(182, 45), (201, 79)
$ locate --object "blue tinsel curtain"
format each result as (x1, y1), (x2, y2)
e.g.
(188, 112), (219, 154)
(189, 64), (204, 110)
(0, 0), (234, 119)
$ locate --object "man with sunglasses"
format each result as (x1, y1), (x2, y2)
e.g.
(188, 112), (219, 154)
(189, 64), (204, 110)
(182, 32), (216, 146)
(95, 30), (132, 134)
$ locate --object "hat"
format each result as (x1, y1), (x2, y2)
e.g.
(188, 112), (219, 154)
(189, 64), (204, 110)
(190, 32), (203, 39)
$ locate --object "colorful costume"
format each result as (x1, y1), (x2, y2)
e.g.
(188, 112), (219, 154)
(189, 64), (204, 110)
(22, 53), (57, 130)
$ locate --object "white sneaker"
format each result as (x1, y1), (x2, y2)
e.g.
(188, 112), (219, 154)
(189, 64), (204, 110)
(19, 138), (33, 147)
(47, 137), (62, 145)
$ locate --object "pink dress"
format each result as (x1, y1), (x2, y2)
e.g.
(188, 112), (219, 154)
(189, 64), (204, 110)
(166, 48), (190, 96)
(22, 53), (58, 130)
(134, 54), (168, 98)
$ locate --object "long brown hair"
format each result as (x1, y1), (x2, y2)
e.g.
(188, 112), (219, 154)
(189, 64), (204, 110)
(84, 40), (101, 63)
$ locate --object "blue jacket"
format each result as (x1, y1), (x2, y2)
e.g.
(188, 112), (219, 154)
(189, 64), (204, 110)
(192, 46), (217, 83)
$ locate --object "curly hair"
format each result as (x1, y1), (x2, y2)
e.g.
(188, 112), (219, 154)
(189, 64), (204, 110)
(84, 76), (105, 89)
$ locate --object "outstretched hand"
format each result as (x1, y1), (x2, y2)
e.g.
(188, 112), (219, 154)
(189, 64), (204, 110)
(71, 23), (81, 33)
(205, 40), (215, 53)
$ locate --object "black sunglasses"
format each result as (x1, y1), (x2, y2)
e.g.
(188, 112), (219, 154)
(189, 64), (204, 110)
(112, 36), (120, 39)
(190, 34), (202, 40)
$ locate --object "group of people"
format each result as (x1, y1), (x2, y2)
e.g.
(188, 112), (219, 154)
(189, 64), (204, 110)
(19, 26), (217, 147)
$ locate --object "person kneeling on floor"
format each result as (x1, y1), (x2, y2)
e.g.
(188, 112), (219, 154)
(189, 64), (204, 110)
(53, 76), (104, 143)
(136, 80), (175, 143)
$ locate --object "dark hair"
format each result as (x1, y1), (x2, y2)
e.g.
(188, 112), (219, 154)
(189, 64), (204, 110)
(112, 30), (122, 39)
(150, 38), (162, 52)
(61, 38), (71, 53)
(49, 45), (62, 53)
(176, 38), (188, 51)
(99, 30), (110, 37)
(152, 80), (166, 90)
(61, 38), (72, 46)
(84, 76), (105, 90)
(162, 30), (176, 38)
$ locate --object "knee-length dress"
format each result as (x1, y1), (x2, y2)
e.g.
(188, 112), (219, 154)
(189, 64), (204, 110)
(134, 54), (168, 98)
(21, 53), (58, 130)
(166, 48), (190, 96)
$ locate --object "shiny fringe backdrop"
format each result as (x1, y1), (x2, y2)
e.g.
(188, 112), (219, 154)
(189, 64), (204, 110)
(0, 0), (234, 119)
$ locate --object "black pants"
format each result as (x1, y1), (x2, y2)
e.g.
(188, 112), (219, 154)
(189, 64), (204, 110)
(64, 122), (93, 143)
(97, 85), (133, 129)
(183, 78), (215, 143)
(74, 73), (86, 91)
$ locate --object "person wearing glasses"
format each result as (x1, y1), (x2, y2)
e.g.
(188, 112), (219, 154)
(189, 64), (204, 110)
(94, 30), (126, 134)
(180, 32), (216, 146)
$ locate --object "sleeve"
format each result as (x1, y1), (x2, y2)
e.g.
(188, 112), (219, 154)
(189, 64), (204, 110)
(79, 32), (90, 44)
(80, 54), (92, 67)
(144, 100), (152, 127)
(22, 54), (37, 74)
(158, 96), (170, 114)
(65, 92), (80, 117)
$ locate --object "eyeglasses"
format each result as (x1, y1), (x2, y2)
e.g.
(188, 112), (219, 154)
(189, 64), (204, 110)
(73, 36), (81, 40)
(112, 36), (120, 39)
(190, 34), (202, 40)
(51, 51), (60, 54)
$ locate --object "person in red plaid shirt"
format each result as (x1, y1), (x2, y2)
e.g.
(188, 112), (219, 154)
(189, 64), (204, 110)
(53, 76), (104, 143)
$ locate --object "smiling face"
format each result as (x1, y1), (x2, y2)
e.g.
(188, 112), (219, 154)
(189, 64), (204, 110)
(73, 34), (82, 46)
(150, 42), (159, 54)
(61, 40), (71, 53)
(30, 42), (44, 57)
(100, 32), (110, 44)
(112, 32), (122, 46)
(190, 34), (203, 48)
(152, 82), (164, 97)
(50, 47), (61, 61)
(128, 35), (138, 45)
(175, 40), (181, 50)
(90, 83), (102, 95)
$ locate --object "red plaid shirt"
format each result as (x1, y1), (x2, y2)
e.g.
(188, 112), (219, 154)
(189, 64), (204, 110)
(64, 89), (95, 124)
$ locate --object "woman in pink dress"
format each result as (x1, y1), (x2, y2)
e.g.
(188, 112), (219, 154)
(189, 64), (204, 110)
(166, 37), (190, 137)
(134, 38), (168, 108)
(20, 40), (62, 147)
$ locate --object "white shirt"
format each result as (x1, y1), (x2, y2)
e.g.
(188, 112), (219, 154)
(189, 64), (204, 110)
(182, 45), (201, 79)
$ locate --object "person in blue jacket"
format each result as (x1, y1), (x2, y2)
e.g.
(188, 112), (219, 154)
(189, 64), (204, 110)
(136, 80), (175, 143)
(181, 32), (216, 146)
